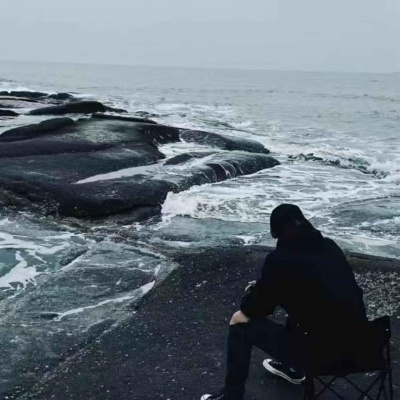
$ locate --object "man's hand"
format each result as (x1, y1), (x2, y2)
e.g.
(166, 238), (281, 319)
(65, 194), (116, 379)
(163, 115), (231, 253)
(230, 310), (250, 325)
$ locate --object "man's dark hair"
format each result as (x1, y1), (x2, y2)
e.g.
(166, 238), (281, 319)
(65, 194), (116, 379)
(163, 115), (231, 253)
(270, 204), (313, 237)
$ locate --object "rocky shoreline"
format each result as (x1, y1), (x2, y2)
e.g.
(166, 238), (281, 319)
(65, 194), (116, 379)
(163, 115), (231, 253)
(0, 91), (399, 399)
(14, 246), (400, 400)
(0, 91), (279, 220)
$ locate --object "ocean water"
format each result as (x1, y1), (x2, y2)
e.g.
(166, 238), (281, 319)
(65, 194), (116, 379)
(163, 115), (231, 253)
(0, 60), (399, 296)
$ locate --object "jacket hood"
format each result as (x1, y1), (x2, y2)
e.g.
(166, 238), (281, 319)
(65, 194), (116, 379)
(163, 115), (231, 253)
(276, 224), (324, 252)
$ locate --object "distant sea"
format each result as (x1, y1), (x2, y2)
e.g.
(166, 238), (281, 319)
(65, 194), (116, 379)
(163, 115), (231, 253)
(0, 59), (399, 265)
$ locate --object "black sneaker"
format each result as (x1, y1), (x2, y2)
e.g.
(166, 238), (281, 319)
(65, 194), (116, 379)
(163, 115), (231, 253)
(200, 390), (225, 400)
(262, 359), (305, 385)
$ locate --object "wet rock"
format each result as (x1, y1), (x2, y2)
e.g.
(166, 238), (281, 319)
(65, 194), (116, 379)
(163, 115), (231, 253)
(135, 110), (160, 118)
(288, 153), (324, 162)
(0, 109), (19, 117)
(47, 93), (74, 101)
(18, 247), (400, 400)
(0, 139), (119, 158)
(25, 266), (153, 311)
(33, 312), (60, 320)
(0, 117), (184, 213)
(39, 154), (278, 217)
(0, 144), (164, 183)
(0, 239), (167, 399)
(0, 118), (75, 142)
(29, 101), (107, 115)
(80, 117), (179, 146)
(180, 129), (269, 154)
(92, 112), (157, 125)
(0, 117), (178, 158)
(0, 90), (48, 99)
(0, 97), (46, 110)
(45, 178), (178, 217)
(0, 149), (278, 218)
(104, 106), (128, 114)
(0, 115), (275, 220)
(164, 152), (215, 165)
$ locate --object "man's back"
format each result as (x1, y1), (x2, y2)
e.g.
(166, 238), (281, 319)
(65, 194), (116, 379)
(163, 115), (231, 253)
(241, 227), (367, 336)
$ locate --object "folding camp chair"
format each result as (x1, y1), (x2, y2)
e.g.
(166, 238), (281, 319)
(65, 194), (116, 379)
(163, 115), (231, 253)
(302, 316), (393, 400)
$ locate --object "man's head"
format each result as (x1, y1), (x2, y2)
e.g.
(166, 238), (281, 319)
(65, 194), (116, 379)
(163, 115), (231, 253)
(270, 204), (311, 239)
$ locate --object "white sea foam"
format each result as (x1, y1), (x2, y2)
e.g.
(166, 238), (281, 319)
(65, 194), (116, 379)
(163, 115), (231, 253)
(0, 214), (84, 290)
(0, 231), (72, 257)
(235, 235), (258, 245)
(75, 164), (158, 184)
(160, 159), (399, 257)
(0, 83), (49, 93)
(0, 252), (40, 289)
(164, 240), (192, 247)
(55, 281), (155, 321)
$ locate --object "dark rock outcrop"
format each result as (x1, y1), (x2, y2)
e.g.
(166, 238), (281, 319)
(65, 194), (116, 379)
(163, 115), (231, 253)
(164, 152), (215, 165)
(0, 144), (164, 183)
(0, 118), (75, 142)
(29, 101), (107, 115)
(0, 91), (75, 102)
(104, 106), (128, 114)
(92, 112), (157, 125)
(0, 150), (278, 218)
(1, 117), (179, 148)
(47, 93), (74, 101)
(0, 114), (277, 219)
(181, 129), (269, 154)
(0, 90), (48, 99)
(0, 139), (159, 159)
(0, 96), (44, 108)
(0, 109), (19, 117)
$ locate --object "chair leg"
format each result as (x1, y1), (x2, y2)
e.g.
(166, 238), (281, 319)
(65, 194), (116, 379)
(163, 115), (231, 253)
(389, 370), (394, 400)
(386, 344), (394, 400)
(377, 371), (388, 400)
(303, 377), (315, 400)
(388, 369), (394, 400)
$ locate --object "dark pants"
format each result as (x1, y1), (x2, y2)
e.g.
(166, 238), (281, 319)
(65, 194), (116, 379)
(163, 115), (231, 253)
(224, 319), (292, 400)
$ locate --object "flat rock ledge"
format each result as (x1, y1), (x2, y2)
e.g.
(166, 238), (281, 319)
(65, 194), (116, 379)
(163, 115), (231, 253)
(17, 246), (400, 400)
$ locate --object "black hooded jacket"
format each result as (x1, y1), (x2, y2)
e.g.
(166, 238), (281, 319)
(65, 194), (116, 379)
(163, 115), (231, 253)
(240, 228), (367, 336)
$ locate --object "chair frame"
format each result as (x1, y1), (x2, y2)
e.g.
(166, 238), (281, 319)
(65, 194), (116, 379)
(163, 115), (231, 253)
(303, 343), (394, 400)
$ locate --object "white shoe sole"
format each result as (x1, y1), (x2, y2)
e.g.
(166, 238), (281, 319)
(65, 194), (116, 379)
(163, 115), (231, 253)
(262, 359), (305, 385)
(201, 395), (211, 400)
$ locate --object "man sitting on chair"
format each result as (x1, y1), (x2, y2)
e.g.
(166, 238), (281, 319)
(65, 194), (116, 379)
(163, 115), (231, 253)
(201, 204), (368, 400)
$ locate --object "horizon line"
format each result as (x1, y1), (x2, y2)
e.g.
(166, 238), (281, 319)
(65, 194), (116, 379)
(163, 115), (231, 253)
(0, 58), (398, 76)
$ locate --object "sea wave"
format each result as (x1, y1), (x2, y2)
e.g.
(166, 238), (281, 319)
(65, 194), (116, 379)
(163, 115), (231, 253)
(287, 152), (399, 179)
(0, 80), (52, 94)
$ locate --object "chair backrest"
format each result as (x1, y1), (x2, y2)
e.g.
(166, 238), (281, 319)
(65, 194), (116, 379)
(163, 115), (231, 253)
(297, 316), (391, 375)
(367, 315), (391, 346)
(351, 315), (391, 372)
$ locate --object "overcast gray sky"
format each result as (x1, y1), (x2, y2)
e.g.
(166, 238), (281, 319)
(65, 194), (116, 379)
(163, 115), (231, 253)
(1, 0), (399, 72)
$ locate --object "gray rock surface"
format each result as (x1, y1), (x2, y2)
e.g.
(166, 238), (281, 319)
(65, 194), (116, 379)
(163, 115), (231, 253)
(29, 101), (107, 115)
(0, 109), (19, 117)
(0, 118), (75, 142)
(15, 246), (400, 400)
(0, 115), (279, 219)
(181, 129), (269, 154)
(0, 239), (175, 399)
(92, 112), (156, 125)
(0, 91), (49, 99)
(164, 151), (216, 165)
